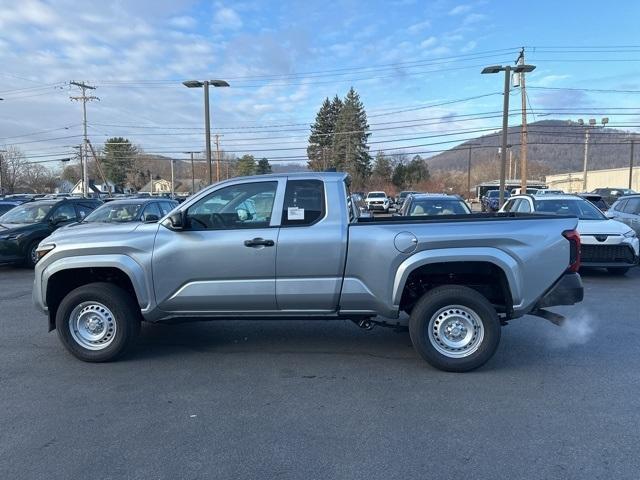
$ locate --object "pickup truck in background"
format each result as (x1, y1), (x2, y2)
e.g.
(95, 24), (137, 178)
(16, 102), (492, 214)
(33, 173), (584, 372)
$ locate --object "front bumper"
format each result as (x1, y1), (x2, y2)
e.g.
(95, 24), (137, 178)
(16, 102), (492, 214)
(367, 203), (388, 211)
(534, 272), (584, 309)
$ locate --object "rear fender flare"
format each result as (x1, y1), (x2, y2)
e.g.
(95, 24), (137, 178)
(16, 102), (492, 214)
(392, 247), (521, 308)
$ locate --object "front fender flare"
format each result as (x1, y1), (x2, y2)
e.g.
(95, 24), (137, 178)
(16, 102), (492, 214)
(391, 247), (522, 308)
(40, 254), (152, 311)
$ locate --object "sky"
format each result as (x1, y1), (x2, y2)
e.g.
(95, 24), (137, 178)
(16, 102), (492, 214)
(1, 0), (640, 169)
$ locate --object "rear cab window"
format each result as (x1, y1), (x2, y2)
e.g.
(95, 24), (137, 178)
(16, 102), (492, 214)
(281, 179), (325, 226)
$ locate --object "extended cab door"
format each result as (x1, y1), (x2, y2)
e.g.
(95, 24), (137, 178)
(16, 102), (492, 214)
(152, 179), (284, 313)
(275, 178), (347, 312)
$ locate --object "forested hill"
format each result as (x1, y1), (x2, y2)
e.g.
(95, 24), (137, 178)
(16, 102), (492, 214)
(426, 120), (634, 174)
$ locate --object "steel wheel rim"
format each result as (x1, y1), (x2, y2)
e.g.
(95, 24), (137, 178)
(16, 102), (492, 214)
(68, 302), (117, 350)
(427, 305), (484, 358)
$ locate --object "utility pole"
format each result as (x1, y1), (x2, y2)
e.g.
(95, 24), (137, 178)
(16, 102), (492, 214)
(516, 48), (529, 191)
(582, 128), (590, 192)
(466, 145), (472, 200)
(70, 81), (98, 197)
(215, 134), (221, 182)
(170, 158), (175, 199)
(183, 151), (199, 193)
(629, 137), (636, 190)
(0, 149), (6, 195)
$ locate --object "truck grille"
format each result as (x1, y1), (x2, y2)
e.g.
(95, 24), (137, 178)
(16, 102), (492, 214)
(581, 244), (636, 264)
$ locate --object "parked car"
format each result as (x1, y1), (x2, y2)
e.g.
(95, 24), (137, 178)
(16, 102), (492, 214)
(535, 189), (565, 195)
(365, 191), (390, 212)
(79, 198), (178, 224)
(348, 194), (372, 219)
(577, 193), (609, 212)
(34, 172), (584, 372)
(510, 188), (539, 195)
(0, 198), (102, 267)
(481, 189), (510, 212)
(2, 194), (36, 204)
(0, 201), (21, 216)
(606, 194), (640, 236)
(590, 188), (636, 206)
(501, 194), (639, 275)
(395, 191), (418, 210)
(399, 194), (471, 216)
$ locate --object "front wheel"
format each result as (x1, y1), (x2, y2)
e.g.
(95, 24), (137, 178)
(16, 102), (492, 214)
(55, 282), (141, 362)
(409, 285), (501, 372)
(23, 240), (41, 268)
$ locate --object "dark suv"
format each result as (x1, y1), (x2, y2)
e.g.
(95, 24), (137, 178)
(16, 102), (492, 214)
(0, 197), (102, 267)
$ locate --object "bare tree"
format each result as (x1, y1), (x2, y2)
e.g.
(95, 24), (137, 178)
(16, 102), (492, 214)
(1, 146), (26, 194)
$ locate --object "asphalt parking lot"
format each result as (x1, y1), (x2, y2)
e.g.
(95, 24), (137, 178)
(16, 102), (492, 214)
(1, 265), (639, 480)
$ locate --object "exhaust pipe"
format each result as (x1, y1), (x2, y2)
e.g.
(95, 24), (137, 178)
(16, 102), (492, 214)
(530, 308), (565, 326)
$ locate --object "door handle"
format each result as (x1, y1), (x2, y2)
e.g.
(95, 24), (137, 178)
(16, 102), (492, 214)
(244, 238), (275, 247)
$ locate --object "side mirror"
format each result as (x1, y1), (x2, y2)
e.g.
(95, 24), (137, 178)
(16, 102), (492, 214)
(49, 216), (66, 226)
(143, 213), (160, 222)
(164, 211), (185, 230)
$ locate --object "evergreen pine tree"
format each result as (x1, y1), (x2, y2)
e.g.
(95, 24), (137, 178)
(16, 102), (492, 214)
(307, 98), (334, 171)
(236, 155), (257, 176)
(256, 158), (272, 174)
(332, 87), (371, 187)
(103, 137), (137, 187)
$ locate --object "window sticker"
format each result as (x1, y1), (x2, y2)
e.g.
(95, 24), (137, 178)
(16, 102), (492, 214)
(287, 207), (305, 220)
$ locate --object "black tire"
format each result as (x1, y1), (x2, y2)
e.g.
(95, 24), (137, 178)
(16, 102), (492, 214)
(607, 267), (630, 275)
(23, 239), (41, 268)
(409, 285), (501, 372)
(55, 282), (141, 362)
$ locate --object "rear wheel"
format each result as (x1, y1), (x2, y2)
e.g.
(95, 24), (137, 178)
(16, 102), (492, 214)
(607, 267), (630, 275)
(409, 285), (501, 372)
(55, 282), (141, 362)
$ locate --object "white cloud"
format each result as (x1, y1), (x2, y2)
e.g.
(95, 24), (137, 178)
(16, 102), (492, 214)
(449, 4), (472, 16)
(169, 15), (197, 29)
(463, 13), (487, 25)
(420, 36), (438, 49)
(408, 20), (430, 34)
(536, 74), (571, 87)
(460, 40), (476, 52)
(214, 6), (242, 30)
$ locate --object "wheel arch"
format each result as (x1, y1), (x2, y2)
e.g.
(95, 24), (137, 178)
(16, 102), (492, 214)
(392, 248), (521, 315)
(41, 255), (151, 330)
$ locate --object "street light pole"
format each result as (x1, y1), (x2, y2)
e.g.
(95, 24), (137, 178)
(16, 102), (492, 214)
(203, 81), (212, 185)
(481, 63), (535, 207)
(0, 149), (6, 195)
(629, 136), (636, 190)
(183, 79), (229, 186)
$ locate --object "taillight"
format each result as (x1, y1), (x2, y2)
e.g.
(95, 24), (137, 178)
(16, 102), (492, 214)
(562, 229), (581, 272)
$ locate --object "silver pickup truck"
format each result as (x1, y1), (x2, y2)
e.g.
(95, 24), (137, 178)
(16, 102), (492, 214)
(33, 172), (583, 371)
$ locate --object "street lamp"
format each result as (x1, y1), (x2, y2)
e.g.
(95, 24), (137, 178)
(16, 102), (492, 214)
(577, 117), (608, 191)
(183, 79), (229, 185)
(481, 63), (536, 207)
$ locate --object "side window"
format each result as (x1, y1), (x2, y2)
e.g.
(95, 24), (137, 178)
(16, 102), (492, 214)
(187, 181), (277, 230)
(614, 199), (627, 212)
(281, 180), (325, 226)
(51, 203), (77, 221)
(76, 202), (98, 220)
(502, 199), (517, 212)
(160, 202), (175, 215)
(142, 203), (162, 220)
(623, 198), (640, 214)
(517, 200), (531, 213)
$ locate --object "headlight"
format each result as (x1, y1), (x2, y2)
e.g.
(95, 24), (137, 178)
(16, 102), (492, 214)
(36, 243), (56, 261)
(623, 230), (637, 238)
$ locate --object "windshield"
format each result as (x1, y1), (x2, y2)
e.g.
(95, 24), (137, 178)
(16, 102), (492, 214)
(534, 198), (605, 220)
(409, 199), (471, 215)
(0, 203), (52, 224)
(367, 192), (386, 198)
(84, 203), (143, 223)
